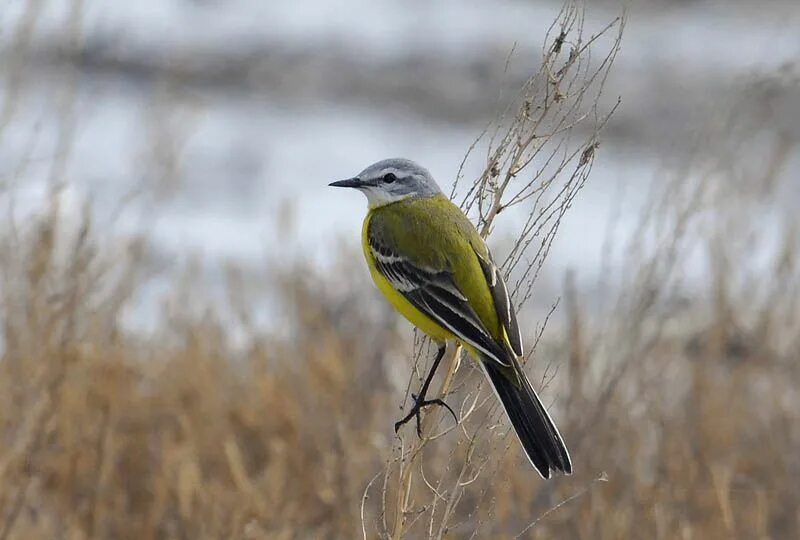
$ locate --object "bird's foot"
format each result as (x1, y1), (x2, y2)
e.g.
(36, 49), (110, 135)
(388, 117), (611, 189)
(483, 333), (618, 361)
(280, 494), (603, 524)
(394, 393), (458, 438)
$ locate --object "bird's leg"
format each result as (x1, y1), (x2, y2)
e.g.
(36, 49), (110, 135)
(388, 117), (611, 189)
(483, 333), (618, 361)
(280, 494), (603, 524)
(394, 343), (458, 437)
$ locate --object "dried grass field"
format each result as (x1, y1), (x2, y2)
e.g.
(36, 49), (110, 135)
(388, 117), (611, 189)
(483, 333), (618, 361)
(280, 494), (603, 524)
(1, 2), (800, 539)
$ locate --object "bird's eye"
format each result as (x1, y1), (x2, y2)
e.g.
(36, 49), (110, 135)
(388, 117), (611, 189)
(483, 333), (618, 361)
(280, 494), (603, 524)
(383, 173), (397, 183)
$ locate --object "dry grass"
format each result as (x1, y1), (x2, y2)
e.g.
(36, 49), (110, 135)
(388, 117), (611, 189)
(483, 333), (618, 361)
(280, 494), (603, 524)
(2, 111), (798, 538)
(2, 2), (800, 539)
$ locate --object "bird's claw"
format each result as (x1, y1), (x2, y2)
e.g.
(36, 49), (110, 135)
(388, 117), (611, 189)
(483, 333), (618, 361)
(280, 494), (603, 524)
(394, 396), (458, 438)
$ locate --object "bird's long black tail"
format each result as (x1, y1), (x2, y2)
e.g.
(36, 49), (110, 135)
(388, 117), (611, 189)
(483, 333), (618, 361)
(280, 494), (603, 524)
(481, 358), (572, 478)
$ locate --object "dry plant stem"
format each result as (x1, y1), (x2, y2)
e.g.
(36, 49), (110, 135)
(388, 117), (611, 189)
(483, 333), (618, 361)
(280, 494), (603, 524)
(0, 0), (45, 142)
(512, 473), (608, 538)
(381, 5), (624, 537)
(361, 470), (384, 540)
(391, 344), (462, 540)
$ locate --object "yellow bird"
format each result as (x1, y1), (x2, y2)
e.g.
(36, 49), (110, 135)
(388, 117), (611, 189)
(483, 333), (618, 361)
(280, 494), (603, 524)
(330, 158), (572, 478)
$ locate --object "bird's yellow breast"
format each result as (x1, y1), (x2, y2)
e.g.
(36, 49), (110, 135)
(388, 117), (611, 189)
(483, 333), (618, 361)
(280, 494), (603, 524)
(362, 211), (455, 342)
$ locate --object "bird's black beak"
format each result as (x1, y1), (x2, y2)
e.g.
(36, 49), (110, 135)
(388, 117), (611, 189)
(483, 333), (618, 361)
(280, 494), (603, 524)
(328, 177), (361, 188)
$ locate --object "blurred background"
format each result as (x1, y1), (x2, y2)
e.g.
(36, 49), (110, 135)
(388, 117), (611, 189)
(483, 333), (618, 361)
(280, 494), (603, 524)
(1, 0), (799, 538)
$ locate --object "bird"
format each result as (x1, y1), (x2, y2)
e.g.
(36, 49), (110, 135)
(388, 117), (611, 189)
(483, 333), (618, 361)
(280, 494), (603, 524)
(329, 158), (572, 479)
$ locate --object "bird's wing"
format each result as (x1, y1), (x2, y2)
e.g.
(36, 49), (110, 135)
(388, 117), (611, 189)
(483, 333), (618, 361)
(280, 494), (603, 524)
(473, 249), (523, 357)
(368, 233), (511, 367)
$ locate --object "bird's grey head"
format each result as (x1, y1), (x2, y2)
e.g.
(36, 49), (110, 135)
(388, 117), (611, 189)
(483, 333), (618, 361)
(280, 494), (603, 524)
(329, 158), (442, 208)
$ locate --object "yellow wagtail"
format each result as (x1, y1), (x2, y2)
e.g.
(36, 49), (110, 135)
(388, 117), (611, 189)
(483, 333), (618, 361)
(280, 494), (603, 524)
(330, 158), (572, 478)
